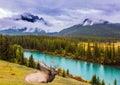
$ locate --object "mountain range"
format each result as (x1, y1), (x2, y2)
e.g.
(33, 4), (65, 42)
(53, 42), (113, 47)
(0, 13), (51, 34)
(0, 13), (120, 38)
(58, 19), (120, 38)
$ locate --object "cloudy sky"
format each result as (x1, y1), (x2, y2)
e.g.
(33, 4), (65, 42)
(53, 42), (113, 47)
(0, 0), (120, 32)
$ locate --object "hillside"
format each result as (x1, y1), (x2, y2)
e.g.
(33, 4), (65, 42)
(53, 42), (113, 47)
(58, 23), (120, 38)
(0, 60), (90, 85)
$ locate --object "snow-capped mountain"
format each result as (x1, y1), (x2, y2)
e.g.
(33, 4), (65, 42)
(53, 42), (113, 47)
(82, 18), (109, 26)
(0, 13), (52, 33)
(82, 19), (93, 26)
(0, 13), (112, 35)
(58, 19), (120, 38)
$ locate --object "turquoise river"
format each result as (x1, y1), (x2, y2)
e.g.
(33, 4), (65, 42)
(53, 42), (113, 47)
(24, 51), (120, 85)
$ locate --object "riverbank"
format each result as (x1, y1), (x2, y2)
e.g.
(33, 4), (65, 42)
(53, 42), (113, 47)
(24, 50), (120, 85)
(24, 49), (90, 83)
(0, 60), (90, 85)
(24, 49), (120, 69)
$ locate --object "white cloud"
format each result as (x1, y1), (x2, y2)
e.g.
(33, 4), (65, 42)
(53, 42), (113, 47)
(1, 7), (120, 32)
(0, 0), (120, 32)
(64, 9), (103, 15)
(0, 8), (17, 18)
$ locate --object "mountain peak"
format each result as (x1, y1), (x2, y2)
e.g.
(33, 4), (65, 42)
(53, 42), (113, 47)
(82, 18), (93, 26)
(13, 13), (48, 25)
(20, 13), (39, 23)
(98, 19), (109, 24)
(82, 18), (109, 26)
(39, 17), (48, 25)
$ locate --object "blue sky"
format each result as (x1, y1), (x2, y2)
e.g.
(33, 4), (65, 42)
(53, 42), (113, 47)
(0, 0), (120, 32)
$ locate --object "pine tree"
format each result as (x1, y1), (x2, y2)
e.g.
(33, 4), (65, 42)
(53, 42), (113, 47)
(62, 70), (66, 77)
(91, 74), (97, 85)
(114, 79), (117, 85)
(96, 77), (101, 85)
(0, 34), (3, 57)
(112, 43), (115, 59)
(101, 80), (105, 85)
(28, 55), (35, 68)
(1, 36), (10, 60)
(87, 42), (92, 58)
(36, 62), (41, 70)
(20, 55), (25, 65)
(109, 44), (112, 59)
(66, 69), (69, 75)
(24, 58), (28, 66)
(93, 42), (100, 58)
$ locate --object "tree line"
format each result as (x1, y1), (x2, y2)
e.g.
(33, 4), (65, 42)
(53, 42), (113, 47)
(0, 34), (40, 70)
(7, 35), (120, 66)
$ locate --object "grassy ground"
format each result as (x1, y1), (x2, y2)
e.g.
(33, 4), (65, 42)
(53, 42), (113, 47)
(0, 60), (90, 85)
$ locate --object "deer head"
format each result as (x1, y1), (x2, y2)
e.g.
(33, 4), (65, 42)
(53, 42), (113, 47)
(39, 60), (58, 82)
(47, 68), (58, 82)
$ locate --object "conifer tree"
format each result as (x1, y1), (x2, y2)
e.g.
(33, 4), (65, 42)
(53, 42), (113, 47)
(93, 42), (100, 58)
(114, 79), (117, 85)
(96, 77), (101, 85)
(66, 69), (69, 75)
(87, 42), (92, 58)
(62, 70), (66, 77)
(101, 80), (105, 85)
(0, 34), (3, 57)
(36, 62), (41, 70)
(28, 55), (35, 68)
(91, 74), (97, 85)
(1, 36), (10, 60)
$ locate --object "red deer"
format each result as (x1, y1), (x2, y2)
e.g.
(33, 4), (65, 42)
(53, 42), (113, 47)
(25, 61), (58, 83)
